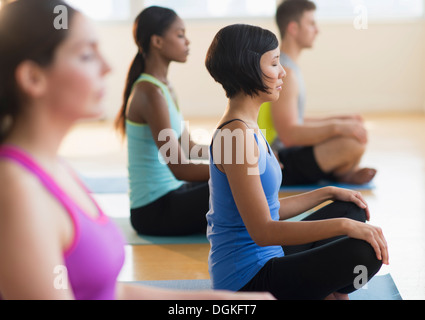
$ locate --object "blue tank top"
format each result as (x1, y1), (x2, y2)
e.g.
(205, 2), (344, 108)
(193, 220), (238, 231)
(126, 73), (184, 209)
(206, 120), (285, 291)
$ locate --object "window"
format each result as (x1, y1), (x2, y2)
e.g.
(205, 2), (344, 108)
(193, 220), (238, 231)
(314, 0), (424, 20)
(143, 0), (278, 19)
(64, 0), (424, 22)
(65, 0), (131, 21)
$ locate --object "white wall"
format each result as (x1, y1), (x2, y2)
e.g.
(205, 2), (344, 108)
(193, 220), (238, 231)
(95, 17), (425, 120)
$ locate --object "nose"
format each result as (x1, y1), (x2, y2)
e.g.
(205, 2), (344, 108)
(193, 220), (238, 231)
(280, 65), (286, 79)
(100, 55), (112, 75)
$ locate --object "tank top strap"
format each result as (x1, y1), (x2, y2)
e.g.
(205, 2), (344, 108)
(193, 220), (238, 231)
(133, 73), (180, 111)
(134, 73), (165, 89)
(212, 119), (250, 144)
(0, 145), (79, 213)
(217, 118), (249, 130)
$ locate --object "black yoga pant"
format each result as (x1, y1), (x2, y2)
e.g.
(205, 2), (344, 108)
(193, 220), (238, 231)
(239, 201), (383, 300)
(278, 146), (333, 186)
(130, 182), (209, 236)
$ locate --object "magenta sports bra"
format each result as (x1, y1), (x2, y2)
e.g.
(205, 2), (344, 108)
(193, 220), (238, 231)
(0, 145), (126, 300)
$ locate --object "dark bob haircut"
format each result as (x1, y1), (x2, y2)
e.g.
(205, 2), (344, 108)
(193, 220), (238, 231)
(205, 24), (279, 99)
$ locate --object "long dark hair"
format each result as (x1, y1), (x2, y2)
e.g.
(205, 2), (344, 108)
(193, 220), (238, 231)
(115, 6), (178, 136)
(0, 0), (77, 143)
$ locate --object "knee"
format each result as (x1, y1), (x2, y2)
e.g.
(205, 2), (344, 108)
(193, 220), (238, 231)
(347, 238), (383, 277)
(338, 137), (366, 161)
(330, 200), (367, 223)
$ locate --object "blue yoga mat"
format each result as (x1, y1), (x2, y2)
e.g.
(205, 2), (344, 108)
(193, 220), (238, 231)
(81, 176), (129, 194)
(81, 176), (374, 194)
(125, 274), (401, 300)
(112, 217), (209, 245)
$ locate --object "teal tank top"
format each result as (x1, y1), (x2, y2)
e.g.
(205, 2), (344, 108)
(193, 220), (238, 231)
(126, 73), (184, 209)
(206, 121), (284, 291)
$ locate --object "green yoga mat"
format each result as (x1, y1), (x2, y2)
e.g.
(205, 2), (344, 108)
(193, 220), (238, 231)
(112, 217), (208, 245)
(124, 274), (401, 300)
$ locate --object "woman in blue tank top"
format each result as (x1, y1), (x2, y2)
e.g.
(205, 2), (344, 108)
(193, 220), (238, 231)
(205, 24), (389, 300)
(115, 7), (210, 236)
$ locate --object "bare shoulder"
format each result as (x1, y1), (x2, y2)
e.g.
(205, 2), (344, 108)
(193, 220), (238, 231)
(213, 119), (259, 171)
(132, 80), (164, 100)
(214, 119), (254, 142)
(130, 81), (167, 112)
(127, 81), (169, 123)
(0, 160), (63, 240)
(0, 160), (72, 299)
(0, 160), (39, 210)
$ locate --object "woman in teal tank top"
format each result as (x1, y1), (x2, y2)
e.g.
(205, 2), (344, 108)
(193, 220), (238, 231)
(115, 6), (210, 236)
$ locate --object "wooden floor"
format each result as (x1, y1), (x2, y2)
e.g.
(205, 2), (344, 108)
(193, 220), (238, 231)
(61, 112), (425, 299)
(120, 244), (210, 281)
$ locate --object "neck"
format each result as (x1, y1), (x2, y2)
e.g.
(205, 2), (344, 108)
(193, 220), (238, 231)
(223, 94), (262, 128)
(144, 53), (171, 85)
(3, 104), (74, 166)
(280, 37), (302, 63)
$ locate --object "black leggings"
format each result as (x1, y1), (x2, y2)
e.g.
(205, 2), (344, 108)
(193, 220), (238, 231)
(239, 201), (383, 300)
(130, 182), (209, 236)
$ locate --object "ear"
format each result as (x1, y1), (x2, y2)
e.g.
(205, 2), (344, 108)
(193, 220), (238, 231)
(15, 61), (47, 98)
(150, 34), (164, 50)
(286, 21), (300, 37)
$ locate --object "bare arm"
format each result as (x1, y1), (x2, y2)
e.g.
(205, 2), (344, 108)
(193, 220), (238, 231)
(271, 69), (367, 146)
(0, 164), (74, 300)
(304, 113), (364, 123)
(127, 82), (209, 181)
(278, 186), (370, 221)
(216, 123), (388, 263)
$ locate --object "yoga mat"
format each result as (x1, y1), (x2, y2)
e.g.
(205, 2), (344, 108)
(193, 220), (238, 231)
(80, 175), (129, 194)
(280, 180), (375, 193)
(81, 176), (374, 194)
(112, 217), (209, 245)
(125, 274), (402, 300)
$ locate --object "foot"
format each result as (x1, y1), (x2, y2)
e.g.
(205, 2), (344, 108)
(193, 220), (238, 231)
(324, 292), (350, 300)
(338, 168), (377, 185)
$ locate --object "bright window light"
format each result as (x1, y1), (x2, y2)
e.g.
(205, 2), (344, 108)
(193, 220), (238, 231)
(143, 0), (277, 19)
(65, 0), (131, 21)
(314, 0), (424, 20)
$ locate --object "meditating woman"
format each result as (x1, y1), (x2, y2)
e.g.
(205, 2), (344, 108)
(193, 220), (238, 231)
(0, 0), (272, 300)
(205, 23), (388, 300)
(115, 6), (209, 236)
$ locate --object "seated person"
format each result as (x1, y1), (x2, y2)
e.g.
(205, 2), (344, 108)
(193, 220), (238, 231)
(205, 23), (387, 300)
(258, 0), (376, 186)
(115, 7), (209, 236)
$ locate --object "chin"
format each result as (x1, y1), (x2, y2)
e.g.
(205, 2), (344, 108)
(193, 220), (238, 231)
(83, 104), (105, 120)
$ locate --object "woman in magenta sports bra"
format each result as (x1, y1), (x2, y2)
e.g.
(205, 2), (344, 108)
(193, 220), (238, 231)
(0, 0), (272, 301)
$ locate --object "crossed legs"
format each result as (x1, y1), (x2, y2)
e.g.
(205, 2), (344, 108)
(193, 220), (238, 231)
(314, 137), (376, 185)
